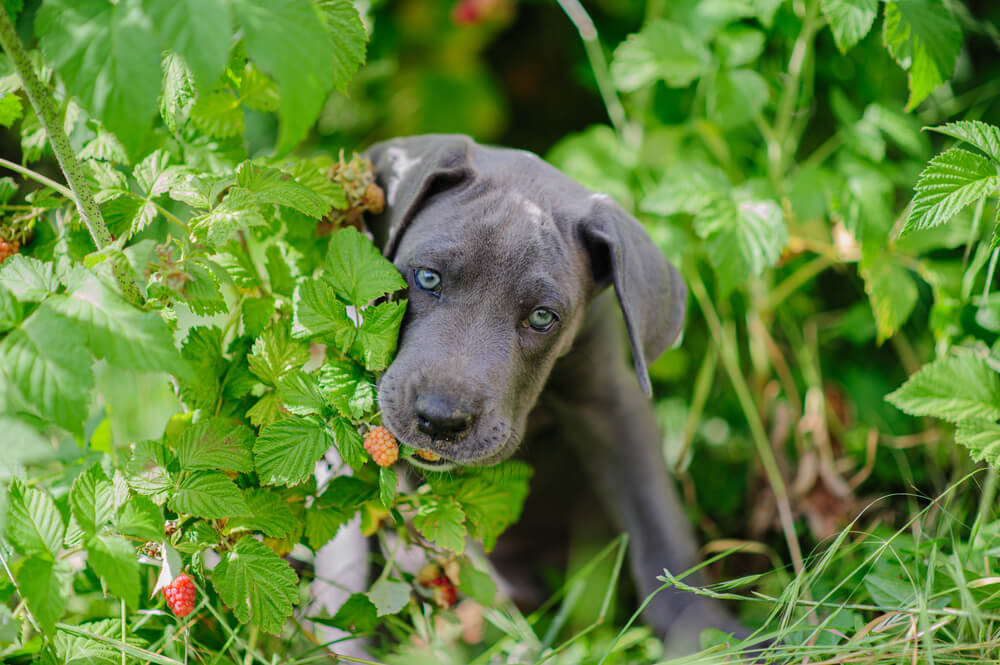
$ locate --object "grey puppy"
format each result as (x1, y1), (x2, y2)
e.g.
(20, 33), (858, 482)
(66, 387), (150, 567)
(364, 134), (743, 650)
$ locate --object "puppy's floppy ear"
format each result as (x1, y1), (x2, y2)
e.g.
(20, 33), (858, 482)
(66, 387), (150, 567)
(365, 134), (476, 258)
(580, 196), (687, 396)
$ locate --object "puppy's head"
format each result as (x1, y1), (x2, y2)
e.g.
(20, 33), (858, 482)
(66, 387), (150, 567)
(366, 135), (686, 468)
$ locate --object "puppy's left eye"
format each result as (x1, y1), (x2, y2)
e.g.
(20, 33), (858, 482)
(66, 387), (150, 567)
(525, 308), (558, 332)
(414, 268), (441, 292)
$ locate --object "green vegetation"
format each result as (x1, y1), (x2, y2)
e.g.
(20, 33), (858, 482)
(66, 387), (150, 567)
(2, 0), (1000, 663)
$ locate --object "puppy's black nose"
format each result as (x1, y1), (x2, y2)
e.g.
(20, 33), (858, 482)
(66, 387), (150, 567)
(415, 394), (474, 440)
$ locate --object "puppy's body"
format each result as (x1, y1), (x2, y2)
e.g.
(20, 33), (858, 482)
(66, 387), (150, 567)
(363, 135), (742, 650)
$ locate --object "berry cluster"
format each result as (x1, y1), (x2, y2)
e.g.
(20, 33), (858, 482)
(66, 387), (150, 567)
(417, 564), (458, 608)
(163, 572), (197, 617)
(318, 152), (385, 234)
(364, 426), (399, 467)
(0, 238), (19, 263)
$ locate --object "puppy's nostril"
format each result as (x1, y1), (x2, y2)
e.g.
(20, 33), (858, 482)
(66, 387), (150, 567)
(415, 395), (474, 440)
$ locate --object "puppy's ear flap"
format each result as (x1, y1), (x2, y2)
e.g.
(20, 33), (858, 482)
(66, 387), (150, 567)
(580, 197), (687, 396)
(365, 134), (476, 258)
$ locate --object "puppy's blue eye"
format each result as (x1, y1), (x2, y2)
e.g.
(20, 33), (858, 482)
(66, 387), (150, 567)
(414, 268), (441, 292)
(526, 308), (557, 331)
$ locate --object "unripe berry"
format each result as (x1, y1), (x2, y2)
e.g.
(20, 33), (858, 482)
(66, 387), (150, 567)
(364, 426), (399, 467)
(416, 449), (440, 462)
(163, 572), (197, 617)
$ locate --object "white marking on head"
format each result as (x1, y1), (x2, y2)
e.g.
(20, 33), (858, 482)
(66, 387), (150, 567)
(511, 192), (545, 224)
(384, 147), (422, 206)
(590, 193), (612, 203)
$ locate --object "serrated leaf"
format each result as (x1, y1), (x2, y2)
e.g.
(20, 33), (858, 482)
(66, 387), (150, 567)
(45, 274), (186, 375)
(168, 471), (250, 519)
(86, 534), (140, 608)
(434, 462), (532, 552)
(116, 494), (162, 542)
(0, 283), (23, 332)
(304, 507), (348, 549)
(821, 0), (877, 53)
(887, 353), (1000, 423)
(708, 68), (769, 128)
(152, 542), (185, 596)
(36, 0), (162, 155)
(190, 90), (244, 139)
(0, 255), (59, 302)
(860, 254), (919, 342)
(414, 498), (466, 553)
(147, 0), (231, 94)
(255, 415), (335, 486)
(694, 197), (787, 297)
(330, 417), (368, 470)
(367, 578), (411, 617)
(239, 63), (280, 112)
(0, 91), (22, 127)
(16, 557), (70, 636)
(236, 161), (331, 219)
(243, 296), (277, 336)
(323, 227), (407, 306)
(247, 391), (284, 428)
(883, 0), (962, 110)
(715, 25), (766, 67)
(0, 603), (18, 645)
(190, 186), (267, 246)
(125, 440), (176, 502)
(212, 537), (299, 634)
(458, 560), (496, 606)
(291, 278), (355, 344)
(277, 369), (327, 416)
(350, 301), (406, 372)
(955, 421), (1000, 468)
(5, 477), (65, 558)
(378, 465), (397, 510)
(610, 19), (710, 91)
(641, 164), (729, 217)
(160, 51), (195, 132)
(906, 148), (998, 233)
(317, 0), (368, 92)
(176, 417), (255, 472)
(248, 323), (310, 385)
(0, 306), (93, 433)
(929, 120), (1000, 164)
(225, 489), (296, 538)
(175, 521), (219, 554)
(69, 463), (114, 536)
(324, 593), (378, 633)
(178, 326), (224, 410)
(318, 360), (376, 419)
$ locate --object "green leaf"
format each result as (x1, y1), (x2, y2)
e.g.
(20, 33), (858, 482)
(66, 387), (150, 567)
(304, 507), (349, 549)
(0, 255), (59, 302)
(0, 91), (22, 127)
(367, 578), (411, 617)
(69, 463), (114, 536)
(323, 227), (407, 306)
(125, 440), (176, 502)
(190, 90), (244, 139)
(277, 370), (327, 416)
(230, 0), (340, 154)
(317, 475), (378, 511)
(46, 274), (187, 375)
(36, 0), (161, 154)
(414, 498), (466, 554)
(458, 559), (496, 606)
(906, 148), (998, 233)
(160, 51), (195, 132)
(821, 0), (878, 53)
(168, 471), (251, 519)
(860, 254), (919, 343)
(0, 306), (93, 434)
(225, 489), (296, 538)
(350, 301), (406, 372)
(708, 68), (769, 128)
(435, 462), (532, 552)
(190, 187), (267, 246)
(325, 593), (378, 633)
(883, 0), (962, 110)
(694, 197), (787, 297)
(5, 477), (65, 558)
(610, 20), (710, 91)
(887, 353), (1000, 423)
(178, 327), (224, 410)
(243, 296), (277, 336)
(116, 494), (162, 541)
(292, 278), (355, 344)
(236, 161), (332, 219)
(85, 534), (140, 608)
(176, 417), (255, 472)
(955, 421), (1000, 468)
(378, 465), (397, 510)
(212, 537), (299, 634)
(0, 604), (18, 645)
(318, 360), (376, 419)
(929, 120), (1000, 163)
(715, 25), (766, 67)
(147, 0), (231, 94)
(15, 557), (70, 636)
(239, 64), (280, 112)
(255, 415), (335, 486)
(331, 417), (368, 470)
(247, 391), (284, 428)
(0, 283), (23, 332)
(317, 0), (368, 92)
(248, 322), (311, 386)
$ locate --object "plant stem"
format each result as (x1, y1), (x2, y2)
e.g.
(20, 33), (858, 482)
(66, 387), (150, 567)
(0, 157), (73, 198)
(687, 262), (805, 574)
(764, 253), (834, 312)
(0, 7), (140, 304)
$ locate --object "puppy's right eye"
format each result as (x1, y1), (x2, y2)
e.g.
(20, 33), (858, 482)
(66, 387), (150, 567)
(414, 268), (441, 293)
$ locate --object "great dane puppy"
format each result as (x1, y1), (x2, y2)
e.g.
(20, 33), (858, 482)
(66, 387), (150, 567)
(363, 134), (743, 649)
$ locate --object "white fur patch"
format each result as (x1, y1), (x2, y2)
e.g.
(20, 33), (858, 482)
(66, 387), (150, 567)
(511, 192), (545, 224)
(384, 147), (422, 206)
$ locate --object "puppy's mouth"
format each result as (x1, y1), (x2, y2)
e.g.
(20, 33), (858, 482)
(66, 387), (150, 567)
(407, 454), (456, 472)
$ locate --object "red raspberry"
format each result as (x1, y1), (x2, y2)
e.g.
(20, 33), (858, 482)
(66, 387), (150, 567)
(0, 239), (19, 263)
(364, 426), (399, 467)
(163, 572), (197, 617)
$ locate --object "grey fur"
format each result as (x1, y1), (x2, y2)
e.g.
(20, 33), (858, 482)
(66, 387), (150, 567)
(365, 134), (742, 650)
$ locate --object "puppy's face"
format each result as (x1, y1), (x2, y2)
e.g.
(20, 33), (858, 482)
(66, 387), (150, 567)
(377, 187), (592, 468)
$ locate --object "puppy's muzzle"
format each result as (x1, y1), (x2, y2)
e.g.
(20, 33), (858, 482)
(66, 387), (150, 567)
(414, 393), (476, 440)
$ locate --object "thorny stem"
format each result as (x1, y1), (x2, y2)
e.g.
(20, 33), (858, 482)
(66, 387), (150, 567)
(0, 8), (141, 304)
(687, 261), (805, 576)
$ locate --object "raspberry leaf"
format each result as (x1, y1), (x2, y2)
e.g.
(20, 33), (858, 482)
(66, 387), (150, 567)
(116, 494), (163, 542)
(225, 489), (297, 539)
(190, 187), (268, 246)
(291, 278), (355, 344)
(414, 497), (467, 554)
(905, 148), (999, 233)
(124, 440), (176, 502)
(322, 227), (406, 307)
(15, 557), (70, 636)
(883, 0), (962, 110)
(323, 593), (379, 633)
(85, 534), (141, 609)
(610, 19), (710, 92)
(378, 466), (397, 510)
(168, 471), (251, 519)
(5, 477), (65, 559)
(887, 353), (1000, 423)
(458, 559), (497, 606)
(69, 463), (114, 537)
(0, 255), (59, 302)
(350, 300), (407, 372)
(146, 0), (231, 96)
(0, 283), (22, 332)
(276, 370), (327, 417)
(248, 323), (310, 386)
(236, 161), (332, 219)
(318, 360), (376, 420)
(859, 250), (919, 343)
(927, 120), (1000, 163)
(254, 415), (336, 486)
(212, 537), (299, 634)
(434, 462), (533, 553)
(366, 578), (411, 617)
(176, 418), (255, 473)
(330, 417), (369, 470)
(820, 0), (878, 54)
